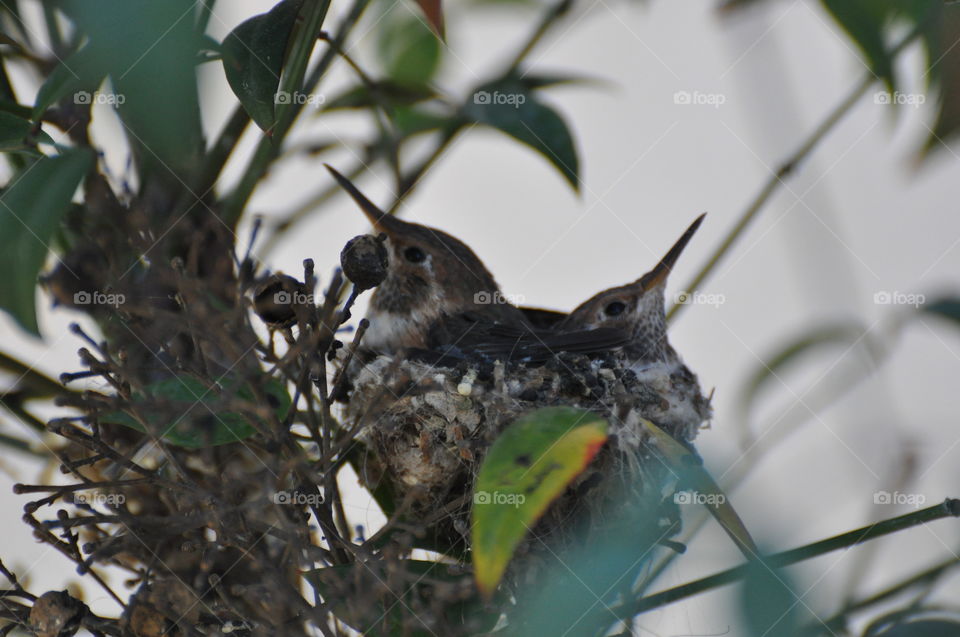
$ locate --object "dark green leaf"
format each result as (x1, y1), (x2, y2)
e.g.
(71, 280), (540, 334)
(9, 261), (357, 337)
(377, 9), (441, 88)
(101, 375), (291, 448)
(0, 111), (34, 151)
(463, 79), (580, 190)
(58, 0), (205, 177)
(322, 81), (437, 112)
(221, 0), (304, 131)
(0, 149), (93, 335)
(870, 619), (960, 637)
(740, 559), (810, 637)
(920, 4), (960, 155)
(920, 296), (960, 324)
(31, 46), (105, 120)
(821, 0), (895, 89)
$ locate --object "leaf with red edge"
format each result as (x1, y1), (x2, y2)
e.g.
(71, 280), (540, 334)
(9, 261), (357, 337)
(413, 0), (444, 39)
(471, 407), (608, 599)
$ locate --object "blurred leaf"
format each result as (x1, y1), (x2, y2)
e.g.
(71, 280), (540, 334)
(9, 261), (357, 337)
(0, 112), (35, 151)
(869, 618), (960, 637)
(413, 0), (444, 38)
(472, 406), (607, 598)
(640, 418), (759, 559)
(322, 81), (437, 112)
(463, 78), (580, 190)
(392, 106), (452, 137)
(0, 149), (93, 336)
(520, 72), (606, 91)
(31, 46), (104, 120)
(717, 0), (767, 14)
(821, 0), (895, 89)
(58, 0), (205, 177)
(377, 10), (441, 88)
(921, 296), (960, 324)
(221, 0), (304, 131)
(920, 4), (960, 155)
(102, 375), (291, 448)
(0, 350), (67, 398)
(740, 559), (809, 637)
(740, 324), (863, 421)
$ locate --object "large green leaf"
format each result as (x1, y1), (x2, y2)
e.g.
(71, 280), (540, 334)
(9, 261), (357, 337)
(0, 149), (93, 335)
(221, 0), (304, 131)
(58, 0), (205, 177)
(0, 111), (37, 152)
(101, 374), (291, 448)
(31, 45), (105, 120)
(821, 0), (895, 89)
(471, 406), (607, 598)
(462, 77), (580, 191)
(377, 8), (442, 88)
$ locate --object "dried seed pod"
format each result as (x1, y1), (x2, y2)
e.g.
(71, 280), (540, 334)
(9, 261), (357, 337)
(340, 234), (388, 291)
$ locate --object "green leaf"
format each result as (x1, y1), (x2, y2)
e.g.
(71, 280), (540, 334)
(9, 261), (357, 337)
(640, 418), (759, 559)
(0, 111), (35, 151)
(740, 559), (809, 637)
(921, 296), (960, 324)
(919, 4), (960, 156)
(221, 0), (304, 131)
(31, 46), (105, 120)
(58, 0), (205, 177)
(322, 81), (437, 112)
(463, 78), (580, 191)
(471, 406), (607, 598)
(0, 149), (93, 335)
(870, 618), (960, 637)
(377, 9), (442, 88)
(821, 0), (895, 89)
(101, 374), (291, 448)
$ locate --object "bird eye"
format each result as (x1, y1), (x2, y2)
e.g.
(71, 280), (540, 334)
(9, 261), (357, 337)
(403, 246), (426, 263)
(604, 301), (626, 317)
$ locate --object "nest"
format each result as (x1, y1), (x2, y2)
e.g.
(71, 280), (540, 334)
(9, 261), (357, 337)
(342, 349), (713, 549)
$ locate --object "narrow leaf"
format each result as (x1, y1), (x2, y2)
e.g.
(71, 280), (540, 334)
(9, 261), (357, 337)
(821, 0), (895, 89)
(472, 406), (607, 598)
(921, 296), (960, 324)
(31, 46), (104, 120)
(0, 149), (93, 335)
(221, 0), (304, 131)
(640, 418), (759, 559)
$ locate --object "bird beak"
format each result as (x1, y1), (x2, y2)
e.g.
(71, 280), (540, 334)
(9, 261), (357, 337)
(325, 164), (406, 236)
(638, 213), (706, 291)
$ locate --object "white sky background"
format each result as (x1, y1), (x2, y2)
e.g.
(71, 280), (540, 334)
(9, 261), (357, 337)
(1, 0), (959, 634)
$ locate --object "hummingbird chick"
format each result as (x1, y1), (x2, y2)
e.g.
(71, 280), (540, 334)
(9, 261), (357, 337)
(560, 214), (712, 436)
(325, 165), (627, 363)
